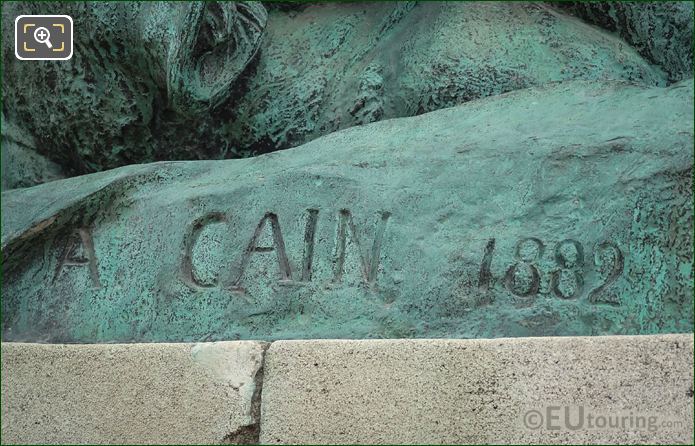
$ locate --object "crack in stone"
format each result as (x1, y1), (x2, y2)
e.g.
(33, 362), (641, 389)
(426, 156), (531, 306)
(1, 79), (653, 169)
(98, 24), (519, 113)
(222, 342), (269, 444)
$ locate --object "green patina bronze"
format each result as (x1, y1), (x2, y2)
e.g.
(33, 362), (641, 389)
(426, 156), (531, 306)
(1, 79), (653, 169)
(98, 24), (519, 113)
(4, 2), (692, 188)
(2, 80), (692, 342)
(1, 2), (693, 343)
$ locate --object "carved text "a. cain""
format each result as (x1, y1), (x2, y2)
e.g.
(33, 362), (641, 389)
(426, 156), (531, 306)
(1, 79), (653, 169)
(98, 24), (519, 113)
(180, 209), (391, 290)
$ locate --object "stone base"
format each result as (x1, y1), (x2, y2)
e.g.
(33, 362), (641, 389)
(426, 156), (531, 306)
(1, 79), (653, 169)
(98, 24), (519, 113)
(2, 334), (693, 444)
(261, 334), (694, 444)
(0, 342), (267, 444)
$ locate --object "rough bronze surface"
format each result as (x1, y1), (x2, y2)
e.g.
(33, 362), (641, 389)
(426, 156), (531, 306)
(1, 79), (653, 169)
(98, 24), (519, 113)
(2, 80), (692, 342)
(2, 1), (267, 184)
(1, 1), (677, 187)
(558, 2), (694, 83)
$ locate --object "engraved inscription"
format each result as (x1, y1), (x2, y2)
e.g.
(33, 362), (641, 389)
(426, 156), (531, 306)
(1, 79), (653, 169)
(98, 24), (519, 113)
(478, 237), (624, 304)
(228, 209), (323, 290)
(180, 212), (226, 288)
(332, 209), (391, 286)
(301, 209), (319, 282)
(232, 212), (293, 290)
(588, 241), (624, 306)
(551, 239), (584, 299)
(504, 238), (543, 297)
(53, 227), (100, 288)
(177, 208), (391, 292)
(478, 238), (496, 291)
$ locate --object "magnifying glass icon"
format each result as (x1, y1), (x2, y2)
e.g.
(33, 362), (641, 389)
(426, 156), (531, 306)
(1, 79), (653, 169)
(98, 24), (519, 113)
(33, 27), (53, 49)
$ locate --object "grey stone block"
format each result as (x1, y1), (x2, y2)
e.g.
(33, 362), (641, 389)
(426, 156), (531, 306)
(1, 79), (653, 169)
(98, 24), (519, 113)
(1, 341), (267, 444)
(260, 334), (694, 444)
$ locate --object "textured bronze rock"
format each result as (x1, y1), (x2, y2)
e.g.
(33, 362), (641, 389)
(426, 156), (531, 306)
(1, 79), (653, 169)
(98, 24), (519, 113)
(1, 113), (65, 190)
(2, 80), (692, 342)
(2, 1), (267, 181)
(2, 2), (669, 187)
(559, 1), (694, 83)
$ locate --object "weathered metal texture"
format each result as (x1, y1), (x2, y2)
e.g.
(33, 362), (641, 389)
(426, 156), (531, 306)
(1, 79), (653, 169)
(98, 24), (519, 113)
(2, 80), (692, 342)
(2, 1), (670, 185)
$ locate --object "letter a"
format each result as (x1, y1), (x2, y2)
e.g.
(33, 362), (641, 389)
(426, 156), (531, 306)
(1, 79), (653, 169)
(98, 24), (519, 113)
(232, 213), (292, 288)
(53, 227), (100, 288)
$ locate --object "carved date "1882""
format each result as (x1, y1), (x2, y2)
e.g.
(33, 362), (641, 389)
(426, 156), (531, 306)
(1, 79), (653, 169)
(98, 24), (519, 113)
(478, 238), (624, 305)
(49, 215), (624, 308)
